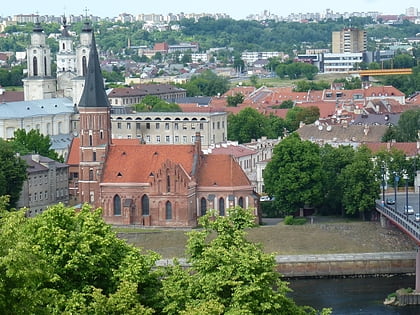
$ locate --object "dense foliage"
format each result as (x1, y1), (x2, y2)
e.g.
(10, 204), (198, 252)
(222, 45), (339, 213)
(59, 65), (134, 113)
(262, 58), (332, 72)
(0, 139), (27, 209)
(134, 95), (182, 112)
(263, 134), (418, 218)
(227, 107), (287, 143)
(0, 203), (330, 314)
(11, 129), (63, 162)
(180, 70), (229, 96)
(263, 133), (323, 215)
(382, 109), (420, 142)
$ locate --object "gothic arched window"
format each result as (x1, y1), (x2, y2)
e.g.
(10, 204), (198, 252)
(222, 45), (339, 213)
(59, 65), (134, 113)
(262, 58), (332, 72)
(238, 196), (244, 208)
(113, 195), (121, 215)
(200, 197), (207, 216)
(82, 56), (87, 76)
(166, 201), (172, 220)
(219, 197), (225, 216)
(141, 195), (149, 216)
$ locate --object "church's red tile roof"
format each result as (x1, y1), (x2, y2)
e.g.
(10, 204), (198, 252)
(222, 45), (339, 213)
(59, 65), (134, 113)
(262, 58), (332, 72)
(102, 143), (196, 183)
(197, 154), (251, 187)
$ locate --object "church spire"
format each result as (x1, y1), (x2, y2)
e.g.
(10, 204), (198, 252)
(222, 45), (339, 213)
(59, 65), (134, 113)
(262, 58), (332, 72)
(78, 31), (109, 108)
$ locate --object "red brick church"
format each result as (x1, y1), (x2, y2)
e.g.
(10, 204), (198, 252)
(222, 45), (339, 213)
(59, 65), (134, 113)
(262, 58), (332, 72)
(67, 32), (259, 227)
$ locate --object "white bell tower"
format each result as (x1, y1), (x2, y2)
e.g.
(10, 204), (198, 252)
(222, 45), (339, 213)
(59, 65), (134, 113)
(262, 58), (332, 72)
(23, 19), (56, 101)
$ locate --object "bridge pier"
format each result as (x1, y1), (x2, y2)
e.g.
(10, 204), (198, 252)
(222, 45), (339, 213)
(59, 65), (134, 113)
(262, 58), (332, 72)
(380, 213), (390, 228)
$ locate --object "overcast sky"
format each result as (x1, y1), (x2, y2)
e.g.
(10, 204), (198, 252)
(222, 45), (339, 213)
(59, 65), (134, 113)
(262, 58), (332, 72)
(0, 1), (418, 20)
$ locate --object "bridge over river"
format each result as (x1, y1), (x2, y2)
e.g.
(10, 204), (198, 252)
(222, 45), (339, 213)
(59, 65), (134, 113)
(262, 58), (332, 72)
(376, 192), (420, 291)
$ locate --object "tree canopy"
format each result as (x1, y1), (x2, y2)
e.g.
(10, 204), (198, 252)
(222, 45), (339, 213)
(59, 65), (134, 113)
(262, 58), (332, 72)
(382, 108), (420, 142)
(11, 129), (62, 162)
(0, 203), (331, 314)
(263, 133), (323, 214)
(0, 139), (27, 209)
(227, 107), (286, 143)
(161, 207), (330, 314)
(181, 70), (229, 97)
(134, 95), (182, 112)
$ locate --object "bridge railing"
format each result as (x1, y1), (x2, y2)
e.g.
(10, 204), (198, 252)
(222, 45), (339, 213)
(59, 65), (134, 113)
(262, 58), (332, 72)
(376, 202), (420, 243)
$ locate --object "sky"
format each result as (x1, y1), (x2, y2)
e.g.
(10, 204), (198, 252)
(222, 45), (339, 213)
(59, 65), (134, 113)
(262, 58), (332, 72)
(0, 1), (418, 20)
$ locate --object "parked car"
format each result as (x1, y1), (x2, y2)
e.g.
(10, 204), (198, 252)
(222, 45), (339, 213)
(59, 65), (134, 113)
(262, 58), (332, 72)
(385, 197), (395, 205)
(415, 213), (420, 222)
(260, 196), (271, 202)
(404, 205), (414, 215)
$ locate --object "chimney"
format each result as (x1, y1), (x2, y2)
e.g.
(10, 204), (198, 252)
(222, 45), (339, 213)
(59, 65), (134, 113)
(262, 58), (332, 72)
(194, 132), (202, 155)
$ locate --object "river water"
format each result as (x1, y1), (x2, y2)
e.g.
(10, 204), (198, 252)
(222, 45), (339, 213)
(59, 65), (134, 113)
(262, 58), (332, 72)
(288, 275), (420, 314)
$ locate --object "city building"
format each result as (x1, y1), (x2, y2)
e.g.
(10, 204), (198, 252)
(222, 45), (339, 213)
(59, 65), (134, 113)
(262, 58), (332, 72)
(332, 28), (367, 54)
(67, 31), (259, 227)
(17, 154), (69, 216)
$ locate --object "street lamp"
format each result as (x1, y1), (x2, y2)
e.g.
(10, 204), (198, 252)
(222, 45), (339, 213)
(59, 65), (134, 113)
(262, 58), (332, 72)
(394, 173), (400, 210)
(381, 165), (386, 204)
(403, 171), (409, 217)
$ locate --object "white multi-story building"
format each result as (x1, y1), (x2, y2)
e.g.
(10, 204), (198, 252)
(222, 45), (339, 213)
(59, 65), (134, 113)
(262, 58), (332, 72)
(323, 53), (364, 73)
(109, 111), (227, 149)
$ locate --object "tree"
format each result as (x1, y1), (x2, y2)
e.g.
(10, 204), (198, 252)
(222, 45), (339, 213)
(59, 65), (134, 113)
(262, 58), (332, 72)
(227, 107), (267, 143)
(338, 146), (379, 220)
(382, 109), (420, 142)
(134, 95), (182, 112)
(226, 92), (245, 107)
(161, 207), (327, 314)
(0, 203), (161, 314)
(183, 70), (229, 97)
(0, 139), (27, 209)
(285, 106), (320, 131)
(319, 145), (355, 215)
(263, 133), (323, 215)
(11, 129), (62, 162)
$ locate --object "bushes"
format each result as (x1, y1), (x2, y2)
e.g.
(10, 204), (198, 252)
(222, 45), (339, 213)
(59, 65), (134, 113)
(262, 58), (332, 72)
(284, 215), (307, 225)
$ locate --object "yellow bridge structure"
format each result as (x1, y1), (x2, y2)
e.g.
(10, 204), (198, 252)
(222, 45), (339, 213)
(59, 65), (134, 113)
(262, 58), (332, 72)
(348, 68), (413, 77)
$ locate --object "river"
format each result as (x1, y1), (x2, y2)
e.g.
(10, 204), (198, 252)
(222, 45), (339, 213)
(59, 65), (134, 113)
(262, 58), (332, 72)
(288, 275), (420, 314)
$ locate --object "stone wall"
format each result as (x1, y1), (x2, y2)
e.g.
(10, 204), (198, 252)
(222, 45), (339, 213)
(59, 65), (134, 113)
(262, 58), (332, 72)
(275, 252), (416, 277)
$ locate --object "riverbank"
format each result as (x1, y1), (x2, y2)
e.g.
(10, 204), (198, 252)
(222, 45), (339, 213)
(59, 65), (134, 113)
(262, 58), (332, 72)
(118, 217), (417, 259)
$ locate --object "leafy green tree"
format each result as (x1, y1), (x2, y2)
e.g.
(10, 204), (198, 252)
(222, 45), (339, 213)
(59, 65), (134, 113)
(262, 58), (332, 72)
(0, 203), (161, 314)
(134, 95), (182, 112)
(249, 74), (259, 86)
(338, 146), (379, 220)
(382, 109), (420, 142)
(182, 70), (229, 97)
(227, 107), (266, 143)
(294, 80), (330, 92)
(276, 99), (294, 109)
(319, 145), (355, 215)
(263, 133), (323, 215)
(285, 106), (320, 131)
(0, 139), (27, 209)
(11, 129), (62, 162)
(162, 207), (326, 314)
(226, 92), (245, 107)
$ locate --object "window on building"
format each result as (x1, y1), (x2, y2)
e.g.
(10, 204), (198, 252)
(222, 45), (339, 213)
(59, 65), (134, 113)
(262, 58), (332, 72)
(174, 136), (179, 143)
(127, 122), (131, 129)
(200, 123), (204, 130)
(113, 195), (121, 215)
(117, 122), (122, 129)
(93, 151), (96, 161)
(182, 136), (187, 143)
(136, 123), (141, 130)
(165, 135), (170, 143)
(146, 123), (151, 129)
(146, 135), (151, 142)
(238, 196), (244, 208)
(141, 195), (149, 215)
(45, 191), (48, 200)
(156, 123), (160, 129)
(33, 56), (38, 76)
(200, 197), (207, 216)
(156, 135), (161, 143)
(89, 169), (94, 181)
(165, 122), (170, 130)
(174, 123), (179, 130)
(166, 201), (172, 220)
(167, 175), (171, 192)
(219, 197), (225, 216)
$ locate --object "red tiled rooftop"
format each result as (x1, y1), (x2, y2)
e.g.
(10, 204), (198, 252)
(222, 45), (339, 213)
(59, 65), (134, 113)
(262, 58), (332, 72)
(102, 143), (196, 183)
(364, 142), (419, 157)
(210, 145), (257, 158)
(198, 154), (251, 187)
